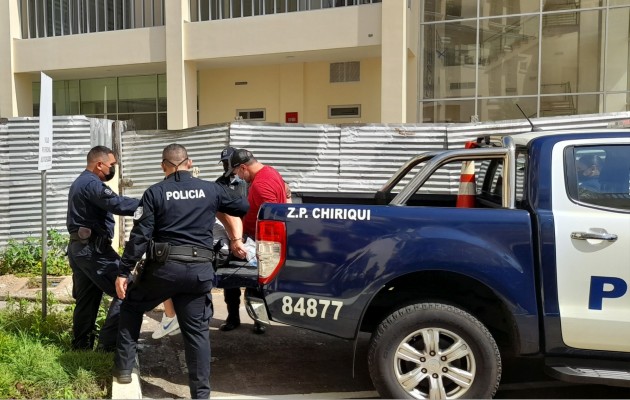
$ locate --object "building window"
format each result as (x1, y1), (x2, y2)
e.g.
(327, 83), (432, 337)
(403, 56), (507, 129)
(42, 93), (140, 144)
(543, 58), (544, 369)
(330, 62), (360, 83)
(18, 0), (165, 38)
(33, 74), (167, 130)
(328, 104), (361, 118)
(420, 2), (630, 123)
(237, 108), (266, 121)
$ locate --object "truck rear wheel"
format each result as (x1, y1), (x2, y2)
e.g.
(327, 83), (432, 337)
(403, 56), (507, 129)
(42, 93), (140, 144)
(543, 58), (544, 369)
(368, 303), (501, 399)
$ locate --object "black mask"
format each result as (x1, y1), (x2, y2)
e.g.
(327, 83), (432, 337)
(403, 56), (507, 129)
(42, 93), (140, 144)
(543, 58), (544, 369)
(103, 164), (116, 181)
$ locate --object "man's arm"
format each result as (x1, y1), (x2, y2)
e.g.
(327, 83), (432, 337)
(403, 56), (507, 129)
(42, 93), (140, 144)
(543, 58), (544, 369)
(90, 181), (140, 216)
(216, 212), (247, 259)
(116, 190), (155, 299)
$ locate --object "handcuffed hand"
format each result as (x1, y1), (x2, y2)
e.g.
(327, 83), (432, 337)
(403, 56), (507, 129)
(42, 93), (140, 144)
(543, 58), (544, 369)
(115, 276), (128, 299)
(230, 238), (247, 259)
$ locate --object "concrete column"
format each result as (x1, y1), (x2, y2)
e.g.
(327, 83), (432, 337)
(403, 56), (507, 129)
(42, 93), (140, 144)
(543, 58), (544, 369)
(0, 1), (22, 117)
(381, 0), (407, 123)
(606, 8), (630, 112)
(165, 0), (197, 130)
(406, 0), (420, 123)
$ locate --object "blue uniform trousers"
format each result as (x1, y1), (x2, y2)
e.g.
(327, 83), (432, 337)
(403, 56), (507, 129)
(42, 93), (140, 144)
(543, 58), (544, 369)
(67, 239), (122, 350)
(115, 260), (214, 399)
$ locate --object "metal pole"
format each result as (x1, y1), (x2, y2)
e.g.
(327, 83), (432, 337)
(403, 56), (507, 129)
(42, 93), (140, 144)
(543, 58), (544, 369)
(41, 170), (48, 320)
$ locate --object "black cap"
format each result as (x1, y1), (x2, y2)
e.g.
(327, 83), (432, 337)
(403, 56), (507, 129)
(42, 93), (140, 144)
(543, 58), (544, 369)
(219, 146), (236, 163)
(224, 148), (253, 177)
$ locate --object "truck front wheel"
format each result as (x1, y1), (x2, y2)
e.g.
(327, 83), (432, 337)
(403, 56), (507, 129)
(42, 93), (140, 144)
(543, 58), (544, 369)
(368, 303), (501, 399)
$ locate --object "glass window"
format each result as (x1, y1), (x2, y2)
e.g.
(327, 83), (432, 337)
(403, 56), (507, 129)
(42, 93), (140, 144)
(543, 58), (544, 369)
(422, 99), (476, 123)
(424, 0), (478, 22)
(53, 80), (80, 115)
(478, 97), (538, 120)
(32, 82), (40, 115)
(423, 21), (478, 100)
(610, 0), (630, 5)
(569, 145), (630, 210)
(480, 0), (539, 17)
(540, 94), (601, 117)
(118, 113), (158, 130)
(541, 10), (603, 94)
(328, 105), (361, 118)
(80, 78), (117, 116)
(237, 108), (266, 121)
(478, 15), (539, 97)
(118, 75), (157, 113)
(605, 7), (630, 92)
(65, 80), (81, 115)
(543, 0), (603, 10)
(605, 93), (630, 112)
(158, 113), (168, 130)
(158, 74), (167, 112)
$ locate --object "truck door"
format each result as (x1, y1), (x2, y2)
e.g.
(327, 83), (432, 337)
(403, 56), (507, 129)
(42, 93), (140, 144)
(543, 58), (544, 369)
(552, 139), (630, 352)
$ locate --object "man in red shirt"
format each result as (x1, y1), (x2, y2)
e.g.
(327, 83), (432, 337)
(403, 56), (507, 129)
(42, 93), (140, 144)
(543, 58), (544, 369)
(223, 148), (288, 334)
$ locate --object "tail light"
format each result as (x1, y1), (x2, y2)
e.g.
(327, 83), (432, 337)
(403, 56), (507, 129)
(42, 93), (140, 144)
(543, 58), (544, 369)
(256, 220), (286, 285)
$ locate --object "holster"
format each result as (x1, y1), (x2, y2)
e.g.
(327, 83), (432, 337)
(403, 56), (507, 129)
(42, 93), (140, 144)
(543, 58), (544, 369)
(152, 242), (172, 263)
(128, 259), (146, 287)
(70, 227), (92, 245)
(213, 238), (229, 271)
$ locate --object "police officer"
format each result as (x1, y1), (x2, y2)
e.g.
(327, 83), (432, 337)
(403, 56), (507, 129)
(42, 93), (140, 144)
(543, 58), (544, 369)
(66, 145), (140, 351)
(215, 146), (252, 332)
(113, 143), (249, 399)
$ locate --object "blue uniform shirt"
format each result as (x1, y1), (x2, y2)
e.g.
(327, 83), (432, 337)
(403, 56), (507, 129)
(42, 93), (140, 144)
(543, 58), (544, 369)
(66, 170), (140, 238)
(120, 170), (249, 275)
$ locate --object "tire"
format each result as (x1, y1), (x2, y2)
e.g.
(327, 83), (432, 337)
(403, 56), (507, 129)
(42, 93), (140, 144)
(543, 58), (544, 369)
(368, 303), (501, 399)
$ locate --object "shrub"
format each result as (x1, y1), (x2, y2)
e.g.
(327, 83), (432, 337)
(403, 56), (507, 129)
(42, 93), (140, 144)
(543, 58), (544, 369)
(0, 294), (111, 399)
(0, 230), (71, 276)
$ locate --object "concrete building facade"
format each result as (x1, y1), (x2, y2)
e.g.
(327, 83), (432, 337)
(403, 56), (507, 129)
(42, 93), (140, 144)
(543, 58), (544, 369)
(1, 1), (629, 129)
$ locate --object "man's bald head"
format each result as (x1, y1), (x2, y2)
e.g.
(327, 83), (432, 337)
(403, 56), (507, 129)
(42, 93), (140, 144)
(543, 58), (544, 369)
(162, 143), (188, 165)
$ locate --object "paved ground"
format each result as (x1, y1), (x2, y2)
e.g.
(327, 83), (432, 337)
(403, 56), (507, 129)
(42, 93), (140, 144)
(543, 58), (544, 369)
(138, 289), (374, 399)
(0, 275), (375, 398)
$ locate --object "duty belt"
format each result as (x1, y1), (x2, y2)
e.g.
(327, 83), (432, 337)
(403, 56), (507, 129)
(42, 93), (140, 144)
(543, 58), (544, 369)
(69, 232), (111, 245)
(166, 245), (215, 263)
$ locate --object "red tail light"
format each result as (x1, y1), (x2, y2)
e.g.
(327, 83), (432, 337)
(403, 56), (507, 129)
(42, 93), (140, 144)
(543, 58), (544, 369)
(256, 220), (286, 285)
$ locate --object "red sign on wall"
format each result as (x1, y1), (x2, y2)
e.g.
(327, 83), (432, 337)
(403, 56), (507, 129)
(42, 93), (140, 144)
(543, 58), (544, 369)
(286, 112), (298, 123)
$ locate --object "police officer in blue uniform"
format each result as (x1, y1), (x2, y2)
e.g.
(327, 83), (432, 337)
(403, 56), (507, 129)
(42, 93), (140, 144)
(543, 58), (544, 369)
(215, 147), (252, 331)
(66, 145), (139, 351)
(113, 143), (249, 399)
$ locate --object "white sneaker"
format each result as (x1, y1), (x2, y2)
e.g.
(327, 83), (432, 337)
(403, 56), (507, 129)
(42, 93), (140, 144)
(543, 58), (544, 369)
(152, 313), (180, 339)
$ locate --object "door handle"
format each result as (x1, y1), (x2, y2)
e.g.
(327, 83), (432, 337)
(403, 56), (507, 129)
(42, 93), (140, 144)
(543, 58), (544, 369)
(571, 231), (618, 242)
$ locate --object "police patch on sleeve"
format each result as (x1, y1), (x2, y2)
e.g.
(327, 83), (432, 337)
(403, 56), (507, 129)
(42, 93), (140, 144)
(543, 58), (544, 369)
(133, 206), (143, 220)
(104, 188), (113, 196)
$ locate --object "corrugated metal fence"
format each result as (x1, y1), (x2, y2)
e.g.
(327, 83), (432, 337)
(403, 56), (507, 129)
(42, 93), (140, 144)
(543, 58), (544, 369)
(0, 117), (96, 248)
(2, 112), (630, 249)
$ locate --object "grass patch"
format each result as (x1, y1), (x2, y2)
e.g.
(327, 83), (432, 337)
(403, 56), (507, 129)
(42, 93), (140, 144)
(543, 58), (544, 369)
(0, 295), (112, 399)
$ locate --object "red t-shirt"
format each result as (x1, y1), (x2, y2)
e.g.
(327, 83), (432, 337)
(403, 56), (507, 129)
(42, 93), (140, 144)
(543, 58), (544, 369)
(243, 165), (287, 237)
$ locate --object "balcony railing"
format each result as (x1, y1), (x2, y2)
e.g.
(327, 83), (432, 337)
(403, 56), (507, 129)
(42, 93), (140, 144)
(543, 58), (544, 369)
(18, 0), (165, 39)
(189, 0), (381, 22)
(18, 0), (380, 39)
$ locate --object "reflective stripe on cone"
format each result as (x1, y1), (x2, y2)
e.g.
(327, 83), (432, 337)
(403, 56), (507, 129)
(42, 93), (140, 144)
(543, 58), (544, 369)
(456, 161), (476, 208)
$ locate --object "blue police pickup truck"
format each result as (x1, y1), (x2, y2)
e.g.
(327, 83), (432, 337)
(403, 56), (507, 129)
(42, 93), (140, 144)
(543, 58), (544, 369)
(241, 129), (630, 399)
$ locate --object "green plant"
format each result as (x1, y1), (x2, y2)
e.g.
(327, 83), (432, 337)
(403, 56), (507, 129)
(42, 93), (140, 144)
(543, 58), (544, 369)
(0, 229), (71, 276)
(0, 294), (111, 398)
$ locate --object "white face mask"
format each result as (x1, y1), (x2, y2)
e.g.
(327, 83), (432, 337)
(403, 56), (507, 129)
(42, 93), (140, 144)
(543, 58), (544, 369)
(230, 175), (244, 184)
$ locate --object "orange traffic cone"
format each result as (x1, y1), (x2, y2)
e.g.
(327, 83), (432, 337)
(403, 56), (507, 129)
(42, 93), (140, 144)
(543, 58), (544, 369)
(456, 160), (476, 208)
